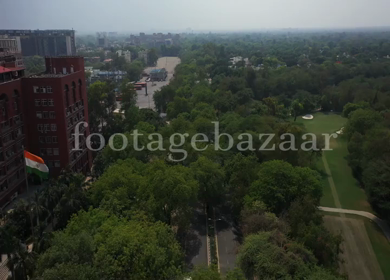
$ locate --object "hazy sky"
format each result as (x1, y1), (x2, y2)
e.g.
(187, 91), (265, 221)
(1, 0), (390, 33)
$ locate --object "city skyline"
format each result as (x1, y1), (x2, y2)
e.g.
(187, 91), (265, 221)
(1, 0), (390, 33)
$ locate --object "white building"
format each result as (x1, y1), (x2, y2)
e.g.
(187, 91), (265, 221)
(116, 50), (131, 63)
(138, 50), (148, 64)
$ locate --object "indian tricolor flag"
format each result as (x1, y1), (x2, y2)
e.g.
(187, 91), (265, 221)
(24, 151), (49, 179)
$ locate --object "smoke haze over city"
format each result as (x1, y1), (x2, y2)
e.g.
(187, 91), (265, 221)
(2, 0), (390, 33)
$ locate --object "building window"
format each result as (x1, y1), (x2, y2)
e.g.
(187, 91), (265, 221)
(48, 99), (54, 106)
(54, 161), (60, 167)
(42, 99), (47, 106)
(33, 86), (39, 93)
(47, 86), (53, 93)
(40, 149), (46, 156)
(44, 124), (50, 132)
(53, 148), (59, 156)
(36, 111), (42, 119)
(52, 136), (58, 143)
(49, 111), (56, 119)
(3, 134), (12, 144)
(43, 111), (49, 119)
(51, 124), (57, 131)
(37, 124), (43, 132)
(47, 148), (53, 156)
(13, 115), (21, 123)
(46, 136), (51, 143)
(35, 99), (41, 106)
(47, 161), (53, 168)
(72, 81), (77, 103)
(64, 85), (69, 107)
(78, 79), (83, 100)
(40, 87), (46, 93)
(39, 136), (45, 143)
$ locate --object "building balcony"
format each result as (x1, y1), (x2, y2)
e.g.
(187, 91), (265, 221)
(0, 121), (11, 134)
(7, 172), (26, 190)
(70, 148), (87, 166)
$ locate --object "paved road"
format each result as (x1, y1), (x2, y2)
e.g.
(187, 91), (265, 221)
(136, 57), (180, 110)
(215, 206), (241, 275)
(319, 206), (390, 242)
(185, 207), (208, 269)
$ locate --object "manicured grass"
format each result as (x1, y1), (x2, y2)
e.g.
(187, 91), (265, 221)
(324, 137), (373, 213)
(296, 112), (373, 212)
(294, 112), (347, 135)
(317, 158), (335, 208)
(323, 213), (390, 280)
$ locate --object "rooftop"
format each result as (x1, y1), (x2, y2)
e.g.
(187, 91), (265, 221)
(0, 66), (11, 74)
(150, 68), (166, 73)
(27, 70), (81, 79)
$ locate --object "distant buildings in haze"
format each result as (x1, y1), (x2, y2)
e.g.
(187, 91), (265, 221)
(127, 32), (180, 48)
(0, 30), (76, 56)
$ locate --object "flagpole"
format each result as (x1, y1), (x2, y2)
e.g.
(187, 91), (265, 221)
(22, 147), (29, 192)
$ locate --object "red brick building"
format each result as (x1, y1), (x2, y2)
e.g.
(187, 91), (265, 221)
(0, 52), (27, 206)
(22, 57), (92, 177)
(0, 55), (92, 208)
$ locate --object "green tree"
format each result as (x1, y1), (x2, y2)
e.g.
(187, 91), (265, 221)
(238, 231), (342, 280)
(126, 61), (143, 81)
(249, 160), (322, 214)
(147, 48), (159, 66)
(23, 56), (45, 75)
(37, 264), (98, 280)
(94, 220), (182, 280)
(291, 99), (303, 121)
(342, 102), (370, 118)
(188, 266), (221, 280)
(190, 157), (226, 205)
(119, 79), (137, 111)
(345, 108), (382, 139)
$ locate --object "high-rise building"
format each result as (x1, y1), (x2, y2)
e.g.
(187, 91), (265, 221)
(0, 53), (28, 207)
(0, 55), (92, 208)
(0, 30), (76, 56)
(22, 57), (92, 177)
(97, 33), (108, 48)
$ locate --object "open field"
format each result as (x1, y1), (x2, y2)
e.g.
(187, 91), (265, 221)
(298, 112), (390, 279)
(324, 137), (373, 212)
(296, 112), (372, 212)
(294, 112), (347, 135)
(324, 215), (384, 280)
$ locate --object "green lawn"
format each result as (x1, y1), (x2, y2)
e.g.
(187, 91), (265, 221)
(294, 112), (347, 135)
(302, 113), (387, 278)
(324, 137), (373, 213)
(317, 158), (335, 208)
(296, 112), (373, 213)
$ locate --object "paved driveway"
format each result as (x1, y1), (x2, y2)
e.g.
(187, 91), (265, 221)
(117, 57), (180, 110)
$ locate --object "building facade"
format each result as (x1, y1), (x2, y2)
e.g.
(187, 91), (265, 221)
(0, 54), (27, 207)
(22, 57), (92, 177)
(0, 55), (92, 208)
(116, 50), (131, 63)
(0, 30), (76, 56)
(0, 36), (19, 53)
